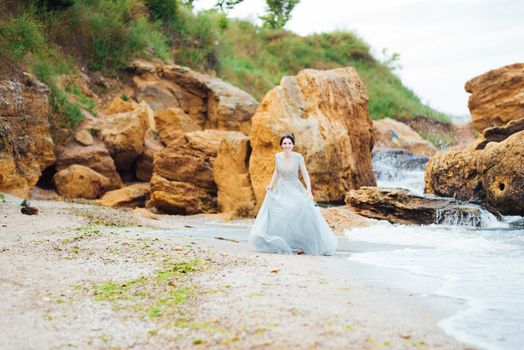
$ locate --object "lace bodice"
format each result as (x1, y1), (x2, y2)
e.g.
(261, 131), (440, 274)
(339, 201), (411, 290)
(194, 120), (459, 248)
(276, 152), (300, 181)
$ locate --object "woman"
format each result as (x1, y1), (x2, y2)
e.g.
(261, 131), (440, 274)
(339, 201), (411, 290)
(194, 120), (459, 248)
(248, 134), (338, 255)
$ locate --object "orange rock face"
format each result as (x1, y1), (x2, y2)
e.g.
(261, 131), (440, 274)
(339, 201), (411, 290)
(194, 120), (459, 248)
(213, 133), (256, 218)
(465, 63), (524, 131)
(424, 141), (483, 200)
(95, 103), (149, 171)
(478, 131), (524, 215)
(155, 107), (201, 146)
(130, 60), (258, 135)
(97, 183), (150, 208)
(425, 118), (524, 215)
(0, 70), (55, 197)
(135, 136), (164, 182)
(373, 118), (436, 156)
(249, 67), (376, 207)
(55, 140), (123, 190)
(149, 143), (217, 214)
(53, 164), (110, 199)
(105, 96), (139, 115)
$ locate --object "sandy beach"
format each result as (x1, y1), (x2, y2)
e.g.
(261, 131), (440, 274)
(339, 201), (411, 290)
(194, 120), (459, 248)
(0, 197), (472, 349)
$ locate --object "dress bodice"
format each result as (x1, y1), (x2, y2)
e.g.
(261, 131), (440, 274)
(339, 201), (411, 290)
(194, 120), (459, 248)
(276, 153), (299, 181)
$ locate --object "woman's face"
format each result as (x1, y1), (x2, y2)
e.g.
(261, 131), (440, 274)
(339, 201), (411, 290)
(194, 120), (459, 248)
(281, 138), (294, 152)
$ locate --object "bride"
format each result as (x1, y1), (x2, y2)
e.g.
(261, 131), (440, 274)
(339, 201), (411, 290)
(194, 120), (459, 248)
(248, 134), (338, 255)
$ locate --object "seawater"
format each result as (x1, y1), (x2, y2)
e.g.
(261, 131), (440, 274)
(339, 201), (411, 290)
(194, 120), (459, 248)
(347, 152), (524, 350)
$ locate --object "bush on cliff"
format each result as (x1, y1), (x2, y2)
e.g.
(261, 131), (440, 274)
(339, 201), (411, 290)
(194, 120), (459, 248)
(0, 0), (449, 126)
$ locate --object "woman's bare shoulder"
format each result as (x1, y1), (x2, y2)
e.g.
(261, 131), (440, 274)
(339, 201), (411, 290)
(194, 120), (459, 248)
(293, 151), (304, 159)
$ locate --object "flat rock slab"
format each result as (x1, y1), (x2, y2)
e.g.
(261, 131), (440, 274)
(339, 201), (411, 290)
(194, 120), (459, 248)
(346, 187), (497, 226)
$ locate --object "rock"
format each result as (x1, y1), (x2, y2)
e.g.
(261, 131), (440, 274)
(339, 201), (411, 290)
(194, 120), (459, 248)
(74, 129), (93, 146)
(481, 117), (524, 145)
(155, 107), (201, 146)
(149, 143), (217, 214)
(20, 199), (39, 215)
(0, 69), (55, 197)
(346, 187), (489, 226)
(184, 129), (245, 157)
(477, 131), (524, 215)
(132, 61), (258, 134)
(149, 174), (216, 215)
(424, 141), (483, 201)
(55, 140), (123, 190)
(373, 118), (436, 156)
(425, 120), (524, 215)
(160, 64), (258, 134)
(249, 67), (376, 207)
(139, 101), (156, 132)
(213, 133), (256, 218)
(105, 96), (139, 115)
(132, 59), (158, 74)
(134, 76), (203, 118)
(97, 183), (150, 208)
(153, 143), (215, 191)
(133, 207), (159, 220)
(53, 164), (110, 199)
(135, 136), (164, 182)
(465, 63), (524, 131)
(320, 206), (370, 234)
(95, 102), (149, 171)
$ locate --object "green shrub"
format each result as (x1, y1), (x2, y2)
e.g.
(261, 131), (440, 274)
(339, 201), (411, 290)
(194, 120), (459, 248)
(0, 13), (46, 60)
(0, 0), (449, 126)
(145, 0), (179, 28)
(67, 0), (170, 73)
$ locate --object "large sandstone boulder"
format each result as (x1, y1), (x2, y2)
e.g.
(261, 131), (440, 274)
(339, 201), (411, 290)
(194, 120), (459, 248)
(0, 69), (55, 197)
(477, 131), (524, 215)
(373, 118), (436, 156)
(55, 140), (123, 190)
(465, 63), (524, 131)
(53, 164), (110, 199)
(424, 140), (483, 201)
(97, 183), (150, 208)
(105, 96), (139, 115)
(213, 134), (256, 218)
(149, 143), (216, 214)
(249, 67), (376, 206)
(135, 136), (164, 182)
(155, 107), (201, 146)
(131, 60), (258, 135)
(347, 187), (490, 226)
(95, 102), (149, 171)
(149, 174), (216, 215)
(184, 129), (245, 157)
(425, 118), (524, 215)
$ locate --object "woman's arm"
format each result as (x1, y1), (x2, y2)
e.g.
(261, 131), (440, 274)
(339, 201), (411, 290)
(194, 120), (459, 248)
(266, 155), (279, 191)
(298, 154), (313, 196)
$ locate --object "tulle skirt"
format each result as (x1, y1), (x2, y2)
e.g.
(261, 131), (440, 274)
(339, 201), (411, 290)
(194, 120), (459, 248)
(248, 178), (338, 255)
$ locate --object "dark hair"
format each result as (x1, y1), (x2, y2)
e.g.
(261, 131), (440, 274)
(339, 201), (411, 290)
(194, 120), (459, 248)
(279, 134), (295, 145)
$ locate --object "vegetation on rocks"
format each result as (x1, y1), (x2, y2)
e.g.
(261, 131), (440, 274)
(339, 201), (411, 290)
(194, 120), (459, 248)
(1, 0), (449, 127)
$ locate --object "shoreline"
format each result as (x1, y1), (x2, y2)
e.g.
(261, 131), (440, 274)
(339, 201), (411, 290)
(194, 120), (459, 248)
(0, 198), (472, 349)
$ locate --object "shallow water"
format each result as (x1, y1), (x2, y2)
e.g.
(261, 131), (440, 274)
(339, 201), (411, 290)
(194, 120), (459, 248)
(345, 152), (524, 350)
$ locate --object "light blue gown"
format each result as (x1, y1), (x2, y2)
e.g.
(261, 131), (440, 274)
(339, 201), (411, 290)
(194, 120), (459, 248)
(248, 152), (338, 255)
